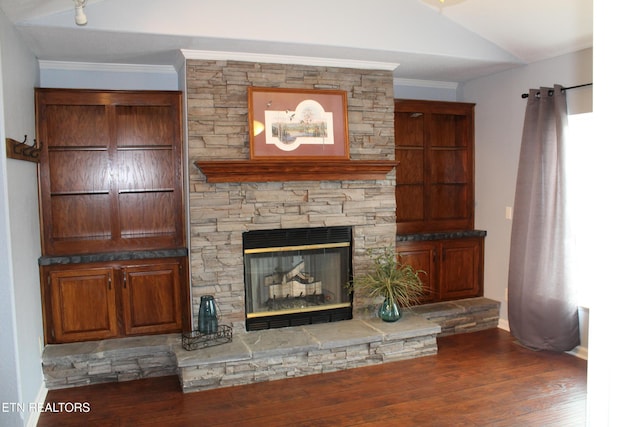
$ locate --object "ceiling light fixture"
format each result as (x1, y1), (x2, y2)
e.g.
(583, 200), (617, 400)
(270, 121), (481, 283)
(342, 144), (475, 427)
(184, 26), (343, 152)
(74, 0), (87, 26)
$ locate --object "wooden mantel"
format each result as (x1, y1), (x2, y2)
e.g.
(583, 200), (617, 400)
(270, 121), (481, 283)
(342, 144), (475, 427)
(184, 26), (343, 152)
(195, 159), (398, 183)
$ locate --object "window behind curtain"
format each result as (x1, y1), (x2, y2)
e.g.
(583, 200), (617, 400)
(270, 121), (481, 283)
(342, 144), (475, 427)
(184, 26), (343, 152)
(566, 112), (595, 308)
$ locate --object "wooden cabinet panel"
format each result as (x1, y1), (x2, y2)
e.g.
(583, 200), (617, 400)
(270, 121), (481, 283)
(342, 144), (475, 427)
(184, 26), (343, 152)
(118, 149), (175, 190)
(44, 257), (186, 343)
(396, 185), (425, 223)
(397, 236), (484, 303)
(395, 100), (474, 233)
(394, 111), (425, 147)
(116, 105), (176, 147)
(37, 89), (188, 345)
(396, 149), (424, 183)
(36, 89), (184, 256)
(429, 185), (470, 220)
(49, 150), (110, 193)
(119, 192), (177, 237)
(397, 243), (436, 304)
(440, 239), (482, 300)
(395, 101), (481, 304)
(430, 150), (468, 183)
(429, 113), (468, 148)
(45, 104), (109, 147)
(48, 267), (118, 342)
(122, 261), (183, 335)
(51, 194), (112, 241)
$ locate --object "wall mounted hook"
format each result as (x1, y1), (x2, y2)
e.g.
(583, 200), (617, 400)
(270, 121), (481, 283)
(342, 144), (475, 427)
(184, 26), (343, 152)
(5, 135), (41, 163)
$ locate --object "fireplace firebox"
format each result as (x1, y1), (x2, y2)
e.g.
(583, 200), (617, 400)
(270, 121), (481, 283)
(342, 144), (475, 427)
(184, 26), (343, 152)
(243, 226), (353, 331)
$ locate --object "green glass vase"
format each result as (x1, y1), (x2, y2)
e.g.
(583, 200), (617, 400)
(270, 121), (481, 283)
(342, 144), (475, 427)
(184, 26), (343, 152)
(198, 295), (218, 334)
(378, 298), (401, 322)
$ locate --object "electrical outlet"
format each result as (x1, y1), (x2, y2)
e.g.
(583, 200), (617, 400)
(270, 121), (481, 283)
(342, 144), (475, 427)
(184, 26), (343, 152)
(505, 206), (513, 220)
(504, 288), (508, 301)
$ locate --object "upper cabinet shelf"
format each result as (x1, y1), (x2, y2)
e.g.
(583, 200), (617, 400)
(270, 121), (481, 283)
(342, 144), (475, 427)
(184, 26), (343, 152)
(195, 159), (398, 183)
(36, 89), (185, 256)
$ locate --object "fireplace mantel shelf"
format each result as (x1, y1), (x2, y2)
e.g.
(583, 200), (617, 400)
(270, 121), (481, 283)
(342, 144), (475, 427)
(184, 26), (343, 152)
(195, 159), (398, 183)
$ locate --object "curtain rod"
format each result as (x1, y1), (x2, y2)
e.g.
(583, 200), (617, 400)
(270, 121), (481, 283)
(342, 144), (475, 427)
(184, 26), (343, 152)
(521, 83), (593, 99)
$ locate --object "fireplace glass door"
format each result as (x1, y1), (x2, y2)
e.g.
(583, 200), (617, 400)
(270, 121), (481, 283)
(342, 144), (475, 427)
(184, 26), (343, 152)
(243, 227), (352, 330)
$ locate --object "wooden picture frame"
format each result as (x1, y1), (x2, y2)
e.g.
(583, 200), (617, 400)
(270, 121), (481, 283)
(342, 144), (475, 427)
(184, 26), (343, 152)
(248, 87), (349, 160)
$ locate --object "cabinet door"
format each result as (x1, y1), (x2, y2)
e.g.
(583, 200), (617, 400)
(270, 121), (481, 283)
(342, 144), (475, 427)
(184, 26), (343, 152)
(397, 241), (437, 304)
(439, 238), (483, 300)
(121, 260), (183, 335)
(48, 267), (118, 343)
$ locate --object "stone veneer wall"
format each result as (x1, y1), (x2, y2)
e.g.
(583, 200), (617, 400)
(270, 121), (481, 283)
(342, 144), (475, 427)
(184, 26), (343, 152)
(186, 60), (397, 329)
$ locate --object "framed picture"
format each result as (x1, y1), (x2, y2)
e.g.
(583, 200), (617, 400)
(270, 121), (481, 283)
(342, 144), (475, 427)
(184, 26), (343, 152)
(248, 87), (349, 160)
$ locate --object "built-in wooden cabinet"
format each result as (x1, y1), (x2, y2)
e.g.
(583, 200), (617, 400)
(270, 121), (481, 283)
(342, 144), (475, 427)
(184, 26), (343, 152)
(397, 236), (484, 303)
(36, 89), (188, 344)
(395, 100), (474, 234)
(395, 99), (483, 304)
(43, 258), (186, 343)
(36, 89), (185, 256)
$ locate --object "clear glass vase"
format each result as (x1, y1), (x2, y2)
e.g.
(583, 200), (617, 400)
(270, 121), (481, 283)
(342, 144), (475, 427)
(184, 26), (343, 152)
(378, 298), (401, 322)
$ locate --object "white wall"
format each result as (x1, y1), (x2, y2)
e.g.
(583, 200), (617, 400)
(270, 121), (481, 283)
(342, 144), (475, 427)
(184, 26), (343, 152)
(0, 8), (44, 427)
(39, 61), (178, 90)
(393, 79), (458, 101)
(461, 48), (592, 336)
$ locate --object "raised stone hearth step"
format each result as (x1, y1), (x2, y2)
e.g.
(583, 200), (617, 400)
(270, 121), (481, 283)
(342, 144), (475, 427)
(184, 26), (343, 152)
(175, 313), (441, 392)
(42, 334), (179, 390)
(412, 297), (500, 336)
(41, 297), (500, 391)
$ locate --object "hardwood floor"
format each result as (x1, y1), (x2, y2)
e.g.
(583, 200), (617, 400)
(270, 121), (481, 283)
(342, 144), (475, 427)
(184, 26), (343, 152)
(38, 328), (587, 426)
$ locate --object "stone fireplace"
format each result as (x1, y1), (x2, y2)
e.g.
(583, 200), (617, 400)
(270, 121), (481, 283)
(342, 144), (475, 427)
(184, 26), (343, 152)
(243, 226), (353, 331)
(186, 58), (397, 330)
(40, 57), (501, 393)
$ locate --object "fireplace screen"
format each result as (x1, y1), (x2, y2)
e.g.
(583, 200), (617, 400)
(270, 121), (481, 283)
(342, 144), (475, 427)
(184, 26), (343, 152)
(243, 227), (353, 331)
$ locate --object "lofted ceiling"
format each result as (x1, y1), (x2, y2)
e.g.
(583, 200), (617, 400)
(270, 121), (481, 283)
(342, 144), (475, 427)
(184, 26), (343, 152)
(0, 0), (592, 83)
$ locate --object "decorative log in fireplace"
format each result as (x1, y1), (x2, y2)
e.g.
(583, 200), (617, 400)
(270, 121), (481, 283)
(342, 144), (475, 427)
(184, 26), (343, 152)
(243, 226), (353, 331)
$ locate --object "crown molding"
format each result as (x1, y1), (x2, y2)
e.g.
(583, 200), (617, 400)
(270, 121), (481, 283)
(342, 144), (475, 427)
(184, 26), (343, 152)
(38, 60), (177, 74)
(180, 49), (399, 71)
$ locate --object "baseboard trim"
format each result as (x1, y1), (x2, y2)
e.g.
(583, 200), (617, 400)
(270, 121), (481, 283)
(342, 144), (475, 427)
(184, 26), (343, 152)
(499, 317), (588, 360)
(26, 382), (48, 427)
(498, 318), (510, 331)
(567, 345), (588, 360)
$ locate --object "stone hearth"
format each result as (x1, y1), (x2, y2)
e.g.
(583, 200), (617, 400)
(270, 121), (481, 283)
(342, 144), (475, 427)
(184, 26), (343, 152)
(42, 298), (499, 391)
(177, 313), (440, 392)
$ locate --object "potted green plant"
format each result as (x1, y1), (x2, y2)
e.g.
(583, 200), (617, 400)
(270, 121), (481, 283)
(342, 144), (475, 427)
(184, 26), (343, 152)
(350, 246), (426, 322)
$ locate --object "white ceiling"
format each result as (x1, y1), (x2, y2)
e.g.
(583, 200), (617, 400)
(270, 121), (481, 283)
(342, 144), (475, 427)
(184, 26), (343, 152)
(0, 0), (592, 83)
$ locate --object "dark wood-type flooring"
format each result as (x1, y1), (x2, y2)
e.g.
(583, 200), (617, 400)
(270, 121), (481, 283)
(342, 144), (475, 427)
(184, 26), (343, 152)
(38, 328), (587, 426)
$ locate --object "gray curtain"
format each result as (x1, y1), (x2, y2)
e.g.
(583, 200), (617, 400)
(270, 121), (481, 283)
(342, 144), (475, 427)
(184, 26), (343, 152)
(507, 84), (580, 352)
